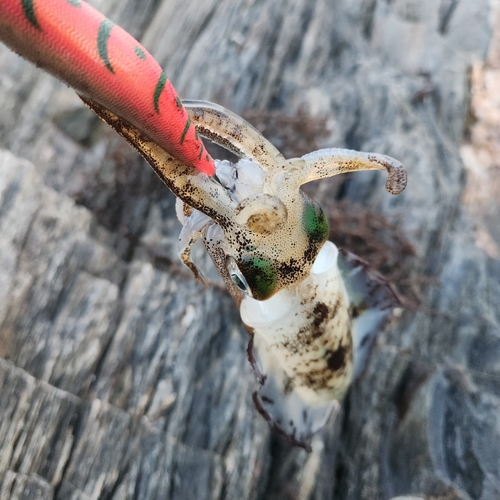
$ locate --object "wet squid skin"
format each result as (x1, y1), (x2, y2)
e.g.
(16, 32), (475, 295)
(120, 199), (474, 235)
(82, 98), (406, 450)
(273, 284), (352, 400)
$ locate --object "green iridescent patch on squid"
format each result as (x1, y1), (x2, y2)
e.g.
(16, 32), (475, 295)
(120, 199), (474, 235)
(22, 0), (40, 29)
(238, 255), (277, 301)
(134, 46), (146, 59)
(65, 0), (82, 7)
(153, 72), (167, 113)
(98, 19), (115, 73)
(180, 117), (191, 145)
(302, 199), (329, 244)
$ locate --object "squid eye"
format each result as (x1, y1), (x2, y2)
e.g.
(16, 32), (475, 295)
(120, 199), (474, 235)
(227, 257), (252, 295)
(302, 198), (329, 244)
(237, 254), (277, 301)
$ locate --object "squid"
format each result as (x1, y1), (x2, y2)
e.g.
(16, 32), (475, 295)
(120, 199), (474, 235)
(85, 99), (406, 450)
(0, 0), (407, 450)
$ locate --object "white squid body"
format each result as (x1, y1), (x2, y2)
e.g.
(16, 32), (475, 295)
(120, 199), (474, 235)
(83, 98), (405, 450)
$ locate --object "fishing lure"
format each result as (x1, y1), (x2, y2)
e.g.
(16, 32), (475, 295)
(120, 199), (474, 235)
(0, 0), (407, 449)
(0, 0), (214, 175)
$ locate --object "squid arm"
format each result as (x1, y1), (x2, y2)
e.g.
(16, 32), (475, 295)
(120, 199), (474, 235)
(81, 98), (234, 223)
(184, 100), (284, 169)
(180, 233), (207, 285)
(298, 148), (407, 195)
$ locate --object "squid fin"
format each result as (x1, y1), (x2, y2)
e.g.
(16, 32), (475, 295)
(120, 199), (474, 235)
(337, 249), (400, 380)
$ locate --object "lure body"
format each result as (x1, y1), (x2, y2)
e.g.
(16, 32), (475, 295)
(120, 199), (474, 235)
(0, 0), (214, 175)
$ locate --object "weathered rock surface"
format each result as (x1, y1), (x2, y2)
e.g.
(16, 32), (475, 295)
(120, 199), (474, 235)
(0, 0), (499, 499)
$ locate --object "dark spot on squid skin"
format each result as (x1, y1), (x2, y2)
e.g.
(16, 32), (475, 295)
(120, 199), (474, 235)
(280, 298), (343, 354)
(326, 345), (347, 372)
(230, 124), (244, 142)
(284, 376), (294, 395)
(268, 223), (327, 292)
(310, 302), (330, 339)
(238, 254), (277, 300)
(277, 259), (303, 285)
(309, 297), (341, 340)
(312, 302), (329, 325)
(302, 198), (329, 244)
(292, 340), (352, 392)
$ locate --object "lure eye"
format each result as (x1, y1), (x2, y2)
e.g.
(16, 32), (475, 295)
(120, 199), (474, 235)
(227, 257), (252, 295)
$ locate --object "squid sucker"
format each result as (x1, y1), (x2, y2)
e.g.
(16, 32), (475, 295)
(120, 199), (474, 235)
(0, 0), (407, 450)
(85, 99), (406, 450)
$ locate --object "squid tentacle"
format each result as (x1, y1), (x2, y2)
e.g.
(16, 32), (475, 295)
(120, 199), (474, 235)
(299, 148), (407, 194)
